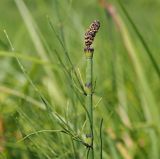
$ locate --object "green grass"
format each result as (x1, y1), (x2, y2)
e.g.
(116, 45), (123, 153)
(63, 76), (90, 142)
(0, 0), (160, 158)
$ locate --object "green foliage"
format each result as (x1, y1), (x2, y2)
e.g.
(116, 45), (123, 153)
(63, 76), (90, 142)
(0, 0), (160, 158)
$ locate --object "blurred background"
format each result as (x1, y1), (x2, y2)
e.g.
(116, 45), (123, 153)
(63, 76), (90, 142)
(0, 0), (160, 158)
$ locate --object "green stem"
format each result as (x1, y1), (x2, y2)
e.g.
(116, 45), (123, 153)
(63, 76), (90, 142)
(85, 48), (94, 159)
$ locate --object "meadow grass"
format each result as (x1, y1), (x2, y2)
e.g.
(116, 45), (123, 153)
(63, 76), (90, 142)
(0, 0), (160, 159)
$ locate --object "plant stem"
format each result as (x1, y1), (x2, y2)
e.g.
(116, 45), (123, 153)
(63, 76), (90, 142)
(85, 48), (94, 159)
(84, 20), (100, 158)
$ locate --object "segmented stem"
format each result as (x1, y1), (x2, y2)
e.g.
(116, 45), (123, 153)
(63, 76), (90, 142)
(84, 20), (100, 159)
(84, 47), (94, 159)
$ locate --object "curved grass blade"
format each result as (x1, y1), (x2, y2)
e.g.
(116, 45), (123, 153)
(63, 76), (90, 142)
(0, 85), (45, 110)
(117, 0), (160, 77)
(0, 51), (48, 65)
(14, 0), (64, 106)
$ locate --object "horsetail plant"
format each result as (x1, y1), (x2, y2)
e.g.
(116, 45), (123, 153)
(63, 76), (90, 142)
(84, 20), (100, 159)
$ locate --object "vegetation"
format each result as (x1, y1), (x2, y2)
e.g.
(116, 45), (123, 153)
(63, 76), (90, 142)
(0, 0), (160, 158)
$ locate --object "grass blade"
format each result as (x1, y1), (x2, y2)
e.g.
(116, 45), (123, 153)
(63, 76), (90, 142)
(117, 0), (160, 77)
